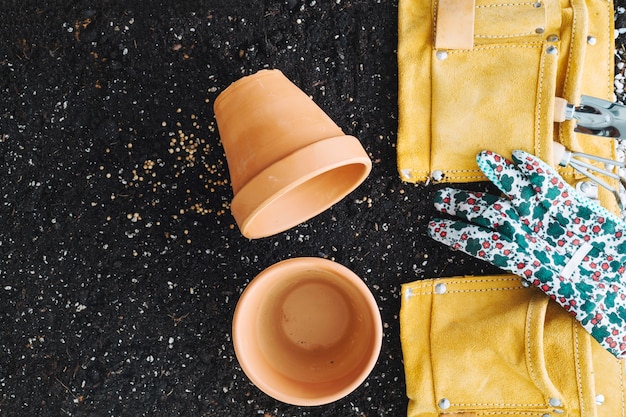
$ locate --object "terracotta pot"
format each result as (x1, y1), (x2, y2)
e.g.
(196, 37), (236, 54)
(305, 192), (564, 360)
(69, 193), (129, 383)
(214, 69), (372, 238)
(232, 257), (382, 406)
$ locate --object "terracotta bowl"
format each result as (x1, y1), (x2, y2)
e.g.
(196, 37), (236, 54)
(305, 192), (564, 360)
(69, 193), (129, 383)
(232, 257), (382, 406)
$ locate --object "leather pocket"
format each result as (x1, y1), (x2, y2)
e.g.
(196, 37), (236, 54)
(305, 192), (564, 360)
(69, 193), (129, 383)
(398, 0), (562, 184)
(428, 278), (561, 415)
(429, 42), (558, 182)
(400, 276), (567, 416)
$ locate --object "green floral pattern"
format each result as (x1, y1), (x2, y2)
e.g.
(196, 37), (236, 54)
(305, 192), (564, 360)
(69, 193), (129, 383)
(428, 150), (626, 358)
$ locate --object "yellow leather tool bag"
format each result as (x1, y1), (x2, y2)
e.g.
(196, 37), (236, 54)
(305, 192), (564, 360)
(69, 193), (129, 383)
(397, 0), (618, 212)
(400, 275), (626, 417)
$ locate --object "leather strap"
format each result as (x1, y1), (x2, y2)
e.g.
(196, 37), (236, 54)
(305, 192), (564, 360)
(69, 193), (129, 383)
(553, 97), (569, 122)
(435, 0), (475, 50)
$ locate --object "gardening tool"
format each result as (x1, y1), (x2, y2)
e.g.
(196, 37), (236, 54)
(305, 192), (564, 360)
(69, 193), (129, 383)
(552, 141), (626, 209)
(428, 150), (626, 358)
(555, 95), (626, 139)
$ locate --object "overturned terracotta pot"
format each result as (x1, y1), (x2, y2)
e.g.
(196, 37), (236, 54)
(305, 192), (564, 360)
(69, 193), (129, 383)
(214, 69), (372, 238)
(232, 257), (382, 406)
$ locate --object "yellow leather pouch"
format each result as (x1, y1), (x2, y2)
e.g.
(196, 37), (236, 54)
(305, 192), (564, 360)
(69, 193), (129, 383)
(397, 0), (618, 213)
(400, 275), (626, 417)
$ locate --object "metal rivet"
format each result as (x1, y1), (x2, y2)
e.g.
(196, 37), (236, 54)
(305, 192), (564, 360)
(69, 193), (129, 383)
(580, 181), (592, 193)
(596, 394), (605, 405)
(431, 170), (444, 181)
(404, 288), (414, 300)
(435, 283), (447, 294)
(436, 51), (448, 60)
(533, 1), (543, 7)
(542, 414), (550, 417)
(554, 410), (565, 414)
(546, 46), (558, 55)
(547, 34), (559, 42)
(438, 398), (451, 410)
(536, 27), (545, 34)
(587, 35), (597, 45)
(576, 181), (598, 199)
(549, 398), (562, 407)
(521, 280), (531, 288)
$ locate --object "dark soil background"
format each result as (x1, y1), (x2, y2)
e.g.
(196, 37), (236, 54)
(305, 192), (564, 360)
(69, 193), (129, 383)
(2, 1), (626, 416)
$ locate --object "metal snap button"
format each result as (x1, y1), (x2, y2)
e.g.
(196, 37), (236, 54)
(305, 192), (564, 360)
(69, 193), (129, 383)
(435, 283), (447, 294)
(431, 170), (444, 181)
(438, 398), (451, 410)
(549, 398), (562, 407)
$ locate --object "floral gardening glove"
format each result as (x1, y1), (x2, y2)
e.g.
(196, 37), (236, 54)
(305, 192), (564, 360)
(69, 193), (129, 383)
(428, 150), (626, 358)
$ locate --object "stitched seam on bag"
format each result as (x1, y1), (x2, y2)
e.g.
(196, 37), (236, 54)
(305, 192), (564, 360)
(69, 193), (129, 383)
(427, 168), (482, 174)
(478, 412), (551, 416)
(411, 287), (524, 295)
(526, 293), (540, 391)
(440, 278), (520, 284)
(476, 2), (537, 7)
(426, 171), (485, 182)
(442, 176), (487, 181)
(560, 0), (576, 108)
(405, 278), (522, 293)
(535, 48), (545, 160)
(476, 33), (538, 39)
(619, 361), (626, 417)
(602, 2), (611, 100)
(451, 402), (547, 407)
(419, 168), (485, 178)
(446, 43), (543, 54)
(407, 279), (521, 290)
(432, 0), (439, 47)
(573, 324), (585, 417)
(432, 169), (481, 173)
(428, 170), (485, 179)
(409, 278), (521, 285)
(432, 0), (439, 174)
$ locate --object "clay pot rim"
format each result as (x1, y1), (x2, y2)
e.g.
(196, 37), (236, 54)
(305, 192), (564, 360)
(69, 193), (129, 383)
(232, 257), (383, 406)
(231, 135), (372, 239)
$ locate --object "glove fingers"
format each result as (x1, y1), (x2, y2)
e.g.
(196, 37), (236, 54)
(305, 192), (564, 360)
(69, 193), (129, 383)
(475, 150), (539, 220)
(476, 149), (615, 247)
(434, 186), (616, 266)
(434, 188), (512, 227)
(428, 218), (564, 276)
(512, 150), (624, 232)
(434, 188), (566, 258)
